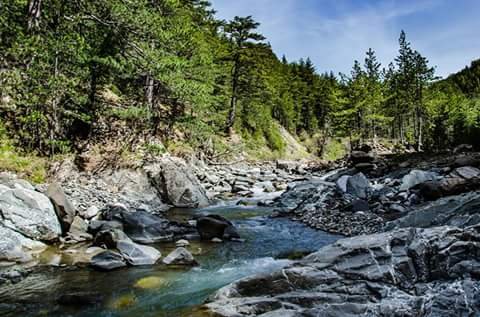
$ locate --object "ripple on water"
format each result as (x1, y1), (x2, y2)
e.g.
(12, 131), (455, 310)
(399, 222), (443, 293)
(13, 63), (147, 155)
(0, 204), (340, 317)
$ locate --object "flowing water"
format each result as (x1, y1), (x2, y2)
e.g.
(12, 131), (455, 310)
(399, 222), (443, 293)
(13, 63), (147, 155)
(0, 201), (340, 317)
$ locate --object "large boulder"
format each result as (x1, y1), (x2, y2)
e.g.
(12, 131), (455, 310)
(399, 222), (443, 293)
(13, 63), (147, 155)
(102, 205), (179, 243)
(196, 215), (240, 240)
(93, 228), (161, 266)
(148, 157), (210, 208)
(162, 247), (198, 266)
(102, 169), (168, 212)
(346, 173), (370, 199)
(415, 175), (480, 201)
(399, 169), (437, 191)
(116, 240), (161, 266)
(46, 183), (76, 232)
(205, 225), (480, 316)
(0, 188), (62, 241)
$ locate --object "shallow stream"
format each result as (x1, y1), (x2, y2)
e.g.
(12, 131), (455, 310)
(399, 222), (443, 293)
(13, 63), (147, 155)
(0, 201), (340, 316)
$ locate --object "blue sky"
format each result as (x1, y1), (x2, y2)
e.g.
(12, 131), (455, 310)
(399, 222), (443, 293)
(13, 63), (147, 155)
(209, 0), (480, 78)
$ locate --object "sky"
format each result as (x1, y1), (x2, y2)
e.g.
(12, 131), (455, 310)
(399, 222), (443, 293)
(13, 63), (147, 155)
(209, 0), (480, 78)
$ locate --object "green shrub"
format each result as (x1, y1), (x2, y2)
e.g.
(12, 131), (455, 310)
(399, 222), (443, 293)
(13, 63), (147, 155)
(322, 138), (348, 161)
(264, 124), (285, 152)
(144, 143), (166, 156)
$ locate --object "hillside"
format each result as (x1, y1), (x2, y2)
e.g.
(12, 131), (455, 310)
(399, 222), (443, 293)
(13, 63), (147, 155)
(1, 1), (480, 178)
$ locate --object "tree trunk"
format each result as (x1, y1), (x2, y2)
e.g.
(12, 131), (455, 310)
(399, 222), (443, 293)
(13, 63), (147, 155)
(225, 56), (240, 134)
(27, 0), (42, 30)
(50, 53), (59, 157)
(418, 113), (423, 151)
(145, 74), (154, 110)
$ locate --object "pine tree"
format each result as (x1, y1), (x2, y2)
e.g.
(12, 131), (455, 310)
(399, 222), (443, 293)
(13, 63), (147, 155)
(223, 16), (265, 133)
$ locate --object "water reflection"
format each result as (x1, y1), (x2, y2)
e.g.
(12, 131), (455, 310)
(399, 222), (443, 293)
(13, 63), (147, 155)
(0, 203), (340, 317)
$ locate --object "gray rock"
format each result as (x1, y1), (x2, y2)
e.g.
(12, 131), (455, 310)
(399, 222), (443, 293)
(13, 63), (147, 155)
(162, 247), (197, 266)
(335, 175), (350, 193)
(102, 205), (180, 243)
(232, 181), (251, 193)
(91, 250), (126, 271)
(46, 183), (76, 232)
(346, 173), (370, 199)
(0, 188), (62, 241)
(67, 216), (92, 242)
(116, 240), (161, 266)
(196, 215), (240, 240)
(386, 191), (480, 230)
(399, 169), (437, 191)
(80, 205), (99, 219)
(388, 203), (407, 213)
(0, 225), (46, 262)
(148, 157), (210, 208)
(453, 155), (479, 168)
(454, 166), (480, 179)
(255, 181), (275, 193)
(0, 184), (10, 195)
(205, 225), (480, 317)
(1, 269), (29, 284)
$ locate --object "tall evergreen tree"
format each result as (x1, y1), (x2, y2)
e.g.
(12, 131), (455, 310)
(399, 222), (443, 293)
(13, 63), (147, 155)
(223, 16), (265, 133)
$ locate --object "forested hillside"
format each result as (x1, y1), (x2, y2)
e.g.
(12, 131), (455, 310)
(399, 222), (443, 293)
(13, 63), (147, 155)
(1, 0), (479, 162)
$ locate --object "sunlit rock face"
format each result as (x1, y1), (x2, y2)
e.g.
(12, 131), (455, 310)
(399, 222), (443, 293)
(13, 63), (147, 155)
(206, 225), (480, 317)
(0, 187), (62, 241)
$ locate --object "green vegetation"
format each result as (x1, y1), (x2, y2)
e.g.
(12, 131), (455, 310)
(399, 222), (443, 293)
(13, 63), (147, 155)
(1, 1), (480, 164)
(0, 123), (47, 183)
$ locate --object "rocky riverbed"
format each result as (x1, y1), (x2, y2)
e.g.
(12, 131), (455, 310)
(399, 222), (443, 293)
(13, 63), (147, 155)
(2, 150), (480, 316)
(205, 149), (480, 316)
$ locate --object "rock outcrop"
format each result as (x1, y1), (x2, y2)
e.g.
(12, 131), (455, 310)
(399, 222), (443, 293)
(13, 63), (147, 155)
(206, 225), (480, 317)
(149, 157), (210, 208)
(386, 191), (480, 230)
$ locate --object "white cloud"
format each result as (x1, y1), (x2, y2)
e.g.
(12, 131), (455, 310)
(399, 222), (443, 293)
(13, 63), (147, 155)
(210, 0), (480, 77)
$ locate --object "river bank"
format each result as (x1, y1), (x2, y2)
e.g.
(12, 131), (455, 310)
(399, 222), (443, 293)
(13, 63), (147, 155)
(205, 150), (480, 316)
(2, 149), (480, 316)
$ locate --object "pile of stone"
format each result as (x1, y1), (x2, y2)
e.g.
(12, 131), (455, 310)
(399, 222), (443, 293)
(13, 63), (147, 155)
(272, 152), (480, 236)
(193, 160), (327, 200)
(49, 156), (211, 215)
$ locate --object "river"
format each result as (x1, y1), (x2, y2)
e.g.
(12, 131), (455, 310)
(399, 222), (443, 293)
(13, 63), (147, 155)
(0, 200), (340, 316)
